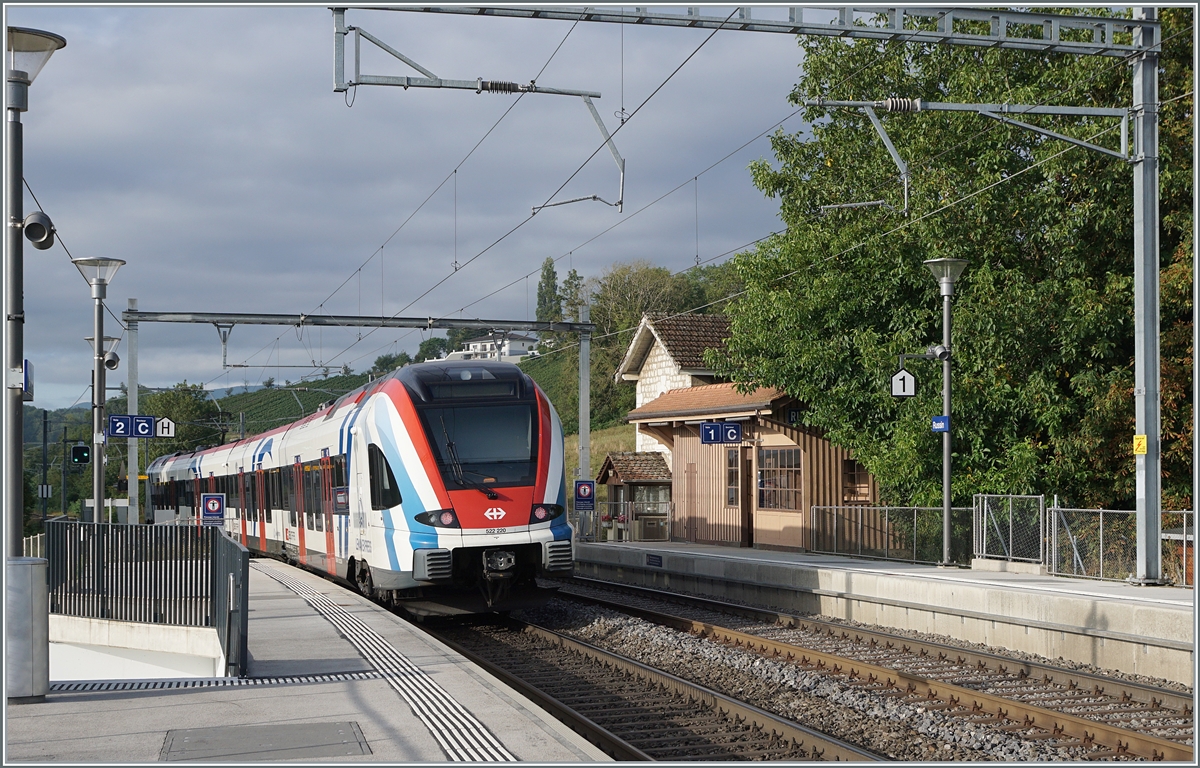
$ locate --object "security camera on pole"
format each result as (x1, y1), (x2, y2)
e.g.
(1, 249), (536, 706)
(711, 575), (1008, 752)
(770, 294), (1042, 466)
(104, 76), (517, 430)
(73, 258), (125, 523)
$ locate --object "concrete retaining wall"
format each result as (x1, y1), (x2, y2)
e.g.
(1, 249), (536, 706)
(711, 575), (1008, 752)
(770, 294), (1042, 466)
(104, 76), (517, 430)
(49, 615), (225, 681)
(574, 544), (1194, 685)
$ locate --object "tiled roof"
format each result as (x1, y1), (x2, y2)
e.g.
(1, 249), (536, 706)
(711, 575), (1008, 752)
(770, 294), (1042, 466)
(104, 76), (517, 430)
(649, 313), (730, 369)
(627, 382), (786, 420)
(596, 452), (672, 484)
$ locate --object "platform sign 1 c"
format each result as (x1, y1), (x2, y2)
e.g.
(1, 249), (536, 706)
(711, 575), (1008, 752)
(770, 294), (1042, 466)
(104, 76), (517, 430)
(201, 493), (226, 527)
(574, 480), (595, 512)
(701, 422), (743, 444)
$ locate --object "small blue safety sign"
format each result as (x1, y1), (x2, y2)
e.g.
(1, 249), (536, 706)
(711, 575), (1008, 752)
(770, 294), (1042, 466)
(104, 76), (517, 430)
(574, 480), (595, 512)
(201, 493), (226, 527)
(931, 416), (950, 433)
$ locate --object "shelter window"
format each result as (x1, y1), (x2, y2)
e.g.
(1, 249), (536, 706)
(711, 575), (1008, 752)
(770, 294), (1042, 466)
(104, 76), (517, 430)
(842, 460), (871, 504)
(726, 449), (739, 506)
(758, 448), (801, 510)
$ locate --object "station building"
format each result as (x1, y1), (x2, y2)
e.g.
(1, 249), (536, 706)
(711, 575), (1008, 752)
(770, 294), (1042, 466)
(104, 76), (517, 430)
(610, 313), (879, 551)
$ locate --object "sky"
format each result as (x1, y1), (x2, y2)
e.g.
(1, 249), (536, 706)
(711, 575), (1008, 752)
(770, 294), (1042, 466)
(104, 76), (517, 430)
(7, 3), (823, 410)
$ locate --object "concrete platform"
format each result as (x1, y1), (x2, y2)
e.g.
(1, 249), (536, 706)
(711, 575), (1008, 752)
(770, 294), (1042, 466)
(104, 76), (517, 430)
(5, 560), (610, 763)
(575, 541), (1195, 685)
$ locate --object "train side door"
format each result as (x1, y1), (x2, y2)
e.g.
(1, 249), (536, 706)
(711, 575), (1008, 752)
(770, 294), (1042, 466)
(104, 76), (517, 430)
(237, 470), (248, 546)
(320, 455), (336, 575)
(256, 468), (268, 552)
(294, 462), (307, 565)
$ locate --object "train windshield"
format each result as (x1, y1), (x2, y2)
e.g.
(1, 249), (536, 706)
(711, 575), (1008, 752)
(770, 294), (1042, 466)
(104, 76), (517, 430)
(418, 403), (538, 489)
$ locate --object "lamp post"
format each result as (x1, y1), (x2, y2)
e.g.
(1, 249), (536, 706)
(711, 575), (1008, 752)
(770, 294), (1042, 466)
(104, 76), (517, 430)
(5, 26), (65, 557)
(923, 258), (968, 566)
(73, 258), (125, 523)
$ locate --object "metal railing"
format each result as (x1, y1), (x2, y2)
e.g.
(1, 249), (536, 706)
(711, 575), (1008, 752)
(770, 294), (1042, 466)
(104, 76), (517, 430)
(809, 505), (972, 564)
(973, 494), (1045, 563)
(22, 533), (45, 559)
(45, 521), (250, 676)
(575, 501), (673, 543)
(1048, 506), (1194, 587)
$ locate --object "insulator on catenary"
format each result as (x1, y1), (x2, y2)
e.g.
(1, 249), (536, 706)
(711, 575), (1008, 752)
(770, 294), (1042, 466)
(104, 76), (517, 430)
(880, 97), (921, 112)
(478, 79), (521, 94)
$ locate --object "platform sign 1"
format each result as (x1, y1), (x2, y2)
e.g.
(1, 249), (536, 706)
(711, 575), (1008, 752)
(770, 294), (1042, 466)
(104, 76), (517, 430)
(931, 416), (950, 433)
(132, 415), (155, 437)
(107, 414), (131, 437)
(891, 369), (916, 398)
(201, 493), (226, 527)
(574, 480), (595, 512)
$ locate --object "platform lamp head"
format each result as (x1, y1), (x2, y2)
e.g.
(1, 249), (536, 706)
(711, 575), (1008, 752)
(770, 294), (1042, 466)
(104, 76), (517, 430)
(72, 257), (125, 298)
(922, 258), (968, 297)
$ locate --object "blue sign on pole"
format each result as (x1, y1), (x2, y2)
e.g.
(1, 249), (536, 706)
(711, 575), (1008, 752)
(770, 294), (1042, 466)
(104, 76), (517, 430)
(107, 415), (131, 438)
(721, 422), (742, 444)
(702, 422), (743, 444)
(132, 415), (155, 437)
(201, 493), (226, 527)
(931, 416), (950, 433)
(574, 480), (595, 512)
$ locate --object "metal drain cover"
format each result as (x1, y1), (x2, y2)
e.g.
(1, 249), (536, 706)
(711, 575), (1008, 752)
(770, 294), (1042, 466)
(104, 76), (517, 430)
(160, 721), (370, 761)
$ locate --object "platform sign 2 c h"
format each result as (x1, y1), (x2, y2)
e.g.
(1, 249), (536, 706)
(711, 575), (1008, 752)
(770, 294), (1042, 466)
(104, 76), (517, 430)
(200, 493), (226, 527)
(574, 480), (595, 512)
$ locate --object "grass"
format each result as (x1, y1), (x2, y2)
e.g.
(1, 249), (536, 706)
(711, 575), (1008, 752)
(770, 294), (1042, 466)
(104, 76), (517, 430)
(563, 423), (636, 487)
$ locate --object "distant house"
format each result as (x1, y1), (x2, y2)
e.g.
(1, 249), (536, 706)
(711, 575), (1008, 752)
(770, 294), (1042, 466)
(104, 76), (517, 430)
(613, 313), (730, 460)
(624, 382), (879, 551)
(444, 333), (538, 363)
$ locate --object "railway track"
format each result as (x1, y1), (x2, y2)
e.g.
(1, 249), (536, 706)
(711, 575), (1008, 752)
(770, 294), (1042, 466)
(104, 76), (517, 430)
(546, 577), (1194, 762)
(424, 618), (883, 761)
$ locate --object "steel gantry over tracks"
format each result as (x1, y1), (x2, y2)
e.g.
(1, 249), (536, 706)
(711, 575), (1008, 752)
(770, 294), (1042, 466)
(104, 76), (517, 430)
(121, 308), (594, 525)
(378, 5), (1171, 583)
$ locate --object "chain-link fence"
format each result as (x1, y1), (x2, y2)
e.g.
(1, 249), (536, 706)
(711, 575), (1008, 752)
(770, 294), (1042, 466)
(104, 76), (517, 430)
(973, 494), (1045, 563)
(809, 506), (972, 564)
(1048, 506), (1193, 587)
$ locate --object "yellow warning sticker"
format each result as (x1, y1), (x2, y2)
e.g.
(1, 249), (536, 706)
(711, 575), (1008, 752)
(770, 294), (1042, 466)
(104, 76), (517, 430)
(1132, 435), (1148, 455)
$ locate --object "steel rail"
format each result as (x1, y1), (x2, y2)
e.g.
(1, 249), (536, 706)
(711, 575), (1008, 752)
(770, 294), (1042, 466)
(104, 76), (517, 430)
(421, 618), (884, 761)
(572, 592), (1192, 762)
(516, 620), (885, 762)
(563, 576), (1194, 716)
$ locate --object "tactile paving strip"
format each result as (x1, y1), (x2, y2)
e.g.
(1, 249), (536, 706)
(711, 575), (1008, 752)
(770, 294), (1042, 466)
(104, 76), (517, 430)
(252, 561), (517, 762)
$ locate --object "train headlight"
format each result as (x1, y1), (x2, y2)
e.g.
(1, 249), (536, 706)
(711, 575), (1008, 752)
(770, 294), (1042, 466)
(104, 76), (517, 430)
(529, 503), (564, 524)
(415, 509), (460, 528)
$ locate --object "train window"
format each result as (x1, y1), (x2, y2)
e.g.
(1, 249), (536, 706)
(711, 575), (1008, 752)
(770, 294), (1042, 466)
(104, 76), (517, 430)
(289, 511), (297, 528)
(418, 403), (537, 488)
(305, 512), (313, 530)
(368, 444), (402, 510)
(332, 455), (346, 487)
(315, 512), (324, 532)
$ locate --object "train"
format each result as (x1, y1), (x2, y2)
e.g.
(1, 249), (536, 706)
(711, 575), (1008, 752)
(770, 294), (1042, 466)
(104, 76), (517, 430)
(146, 360), (573, 615)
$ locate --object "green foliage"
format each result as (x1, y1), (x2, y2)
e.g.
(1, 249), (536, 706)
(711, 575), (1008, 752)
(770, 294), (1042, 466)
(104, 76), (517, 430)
(536, 256), (562, 323)
(416, 337), (450, 362)
(372, 351), (412, 373)
(561, 268), (586, 322)
(216, 373), (370, 439)
(523, 260), (741, 435)
(140, 382), (222, 464)
(714, 8), (1193, 509)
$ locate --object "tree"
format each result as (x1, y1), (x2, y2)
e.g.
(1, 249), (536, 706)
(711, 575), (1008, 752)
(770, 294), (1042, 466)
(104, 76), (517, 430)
(341, 364), (352, 376)
(141, 382), (221, 465)
(446, 327), (474, 351)
(535, 257), (562, 323)
(263, 377), (275, 389)
(372, 351), (412, 373)
(713, 8), (1193, 510)
(416, 337), (450, 362)
(560, 268), (586, 322)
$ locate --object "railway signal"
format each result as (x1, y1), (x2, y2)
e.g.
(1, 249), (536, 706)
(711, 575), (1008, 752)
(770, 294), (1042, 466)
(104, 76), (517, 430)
(70, 444), (91, 465)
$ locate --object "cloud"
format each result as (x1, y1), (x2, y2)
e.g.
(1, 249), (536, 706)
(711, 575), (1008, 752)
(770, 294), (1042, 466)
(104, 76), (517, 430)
(10, 6), (809, 408)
